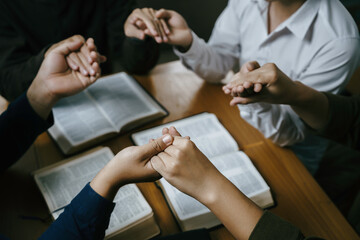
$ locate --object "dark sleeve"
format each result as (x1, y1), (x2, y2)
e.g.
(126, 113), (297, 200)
(0, 3), (47, 100)
(0, 93), (53, 172)
(249, 211), (324, 240)
(319, 93), (360, 150)
(39, 183), (115, 240)
(106, 0), (159, 74)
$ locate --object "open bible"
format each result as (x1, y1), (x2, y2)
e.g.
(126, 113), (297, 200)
(33, 147), (160, 240)
(131, 113), (274, 231)
(48, 72), (167, 155)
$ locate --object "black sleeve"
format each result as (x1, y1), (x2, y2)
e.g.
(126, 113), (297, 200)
(249, 211), (324, 240)
(105, 0), (159, 74)
(0, 93), (53, 172)
(319, 93), (360, 150)
(0, 2), (47, 101)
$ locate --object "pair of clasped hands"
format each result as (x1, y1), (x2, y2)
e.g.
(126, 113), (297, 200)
(31, 33), (223, 212)
(124, 8), (293, 106)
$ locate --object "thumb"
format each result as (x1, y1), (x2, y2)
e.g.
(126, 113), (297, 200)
(156, 9), (171, 19)
(241, 61), (260, 74)
(138, 134), (173, 159)
(52, 35), (84, 57)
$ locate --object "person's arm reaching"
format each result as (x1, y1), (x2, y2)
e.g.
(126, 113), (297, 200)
(223, 62), (330, 131)
(224, 37), (360, 147)
(151, 127), (322, 240)
(40, 134), (173, 240)
(123, 4), (239, 82)
(0, 35), (103, 172)
(107, 0), (159, 75)
(223, 62), (360, 149)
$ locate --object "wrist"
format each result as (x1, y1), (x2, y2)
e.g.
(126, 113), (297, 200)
(196, 172), (227, 207)
(27, 77), (58, 120)
(289, 81), (321, 107)
(176, 30), (193, 53)
(91, 166), (124, 201)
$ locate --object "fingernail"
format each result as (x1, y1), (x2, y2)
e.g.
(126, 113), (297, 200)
(90, 68), (95, 75)
(82, 69), (88, 75)
(162, 135), (172, 144)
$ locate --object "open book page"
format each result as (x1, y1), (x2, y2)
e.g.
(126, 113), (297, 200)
(106, 184), (153, 236)
(87, 73), (166, 131)
(49, 91), (117, 146)
(211, 151), (273, 208)
(34, 147), (114, 211)
(34, 147), (155, 236)
(159, 151), (273, 228)
(132, 113), (239, 158)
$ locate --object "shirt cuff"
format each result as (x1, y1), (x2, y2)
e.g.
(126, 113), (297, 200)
(249, 211), (305, 240)
(318, 92), (335, 135)
(70, 183), (115, 221)
(173, 31), (205, 59)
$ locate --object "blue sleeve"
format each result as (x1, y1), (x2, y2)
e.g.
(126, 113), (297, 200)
(0, 93), (53, 172)
(40, 183), (115, 240)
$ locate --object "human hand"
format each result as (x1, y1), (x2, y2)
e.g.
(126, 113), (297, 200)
(27, 35), (102, 119)
(125, 8), (170, 43)
(90, 133), (174, 200)
(154, 9), (193, 50)
(223, 62), (298, 106)
(66, 38), (107, 77)
(151, 127), (223, 205)
(124, 8), (192, 49)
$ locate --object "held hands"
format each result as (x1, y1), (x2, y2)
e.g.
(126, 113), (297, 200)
(151, 127), (223, 205)
(90, 134), (174, 200)
(27, 35), (105, 119)
(222, 61), (299, 106)
(124, 8), (193, 51)
(90, 125), (222, 205)
(66, 37), (107, 77)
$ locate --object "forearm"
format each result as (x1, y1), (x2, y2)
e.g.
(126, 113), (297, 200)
(317, 93), (360, 148)
(40, 184), (115, 240)
(199, 174), (263, 240)
(90, 162), (125, 201)
(290, 82), (329, 131)
(0, 93), (53, 172)
(174, 32), (237, 83)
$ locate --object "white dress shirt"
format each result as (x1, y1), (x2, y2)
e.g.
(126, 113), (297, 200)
(175, 0), (360, 148)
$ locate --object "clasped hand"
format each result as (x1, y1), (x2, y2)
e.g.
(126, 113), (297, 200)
(124, 8), (193, 51)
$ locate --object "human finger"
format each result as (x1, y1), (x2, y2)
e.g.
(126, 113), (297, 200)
(136, 8), (159, 36)
(80, 43), (93, 64)
(150, 151), (172, 174)
(147, 8), (163, 43)
(67, 52), (89, 76)
(135, 19), (147, 30)
(77, 51), (96, 76)
(66, 56), (79, 71)
(150, 8), (167, 42)
(86, 38), (97, 52)
(230, 97), (254, 106)
(162, 127), (169, 135)
(155, 8), (172, 20)
(137, 134), (173, 160)
(91, 61), (101, 76)
(169, 126), (181, 137)
(90, 51), (107, 64)
(160, 18), (170, 35)
(254, 83), (263, 93)
(51, 35), (84, 57)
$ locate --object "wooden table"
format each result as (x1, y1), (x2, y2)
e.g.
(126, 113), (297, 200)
(0, 61), (358, 240)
